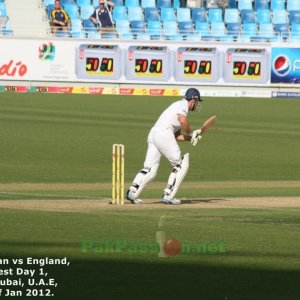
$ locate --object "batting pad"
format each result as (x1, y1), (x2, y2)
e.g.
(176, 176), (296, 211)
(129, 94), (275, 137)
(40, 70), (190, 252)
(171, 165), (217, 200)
(166, 153), (189, 199)
(131, 163), (159, 198)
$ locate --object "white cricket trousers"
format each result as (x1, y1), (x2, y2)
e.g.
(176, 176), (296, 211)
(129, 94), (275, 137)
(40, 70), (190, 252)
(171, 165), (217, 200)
(144, 127), (182, 168)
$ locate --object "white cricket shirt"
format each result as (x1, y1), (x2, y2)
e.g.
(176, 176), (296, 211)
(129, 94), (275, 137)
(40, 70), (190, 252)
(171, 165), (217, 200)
(153, 99), (189, 133)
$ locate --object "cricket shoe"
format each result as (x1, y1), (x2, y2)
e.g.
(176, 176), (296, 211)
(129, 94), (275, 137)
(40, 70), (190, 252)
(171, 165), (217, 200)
(126, 190), (143, 204)
(161, 195), (181, 205)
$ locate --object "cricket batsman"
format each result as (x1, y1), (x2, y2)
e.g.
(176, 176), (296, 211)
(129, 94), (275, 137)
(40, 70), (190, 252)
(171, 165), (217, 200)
(126, 88), (203, 205)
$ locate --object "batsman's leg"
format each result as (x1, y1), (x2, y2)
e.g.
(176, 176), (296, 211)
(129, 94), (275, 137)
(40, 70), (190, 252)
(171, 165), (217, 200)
(126, 142), (161, 204)
(152, 130), (188, 205)
(162, 153), (189, 205)
(127, 163), (159, 200)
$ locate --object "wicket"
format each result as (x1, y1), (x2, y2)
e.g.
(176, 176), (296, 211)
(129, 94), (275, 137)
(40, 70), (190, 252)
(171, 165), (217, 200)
(112, 144), (125, 205)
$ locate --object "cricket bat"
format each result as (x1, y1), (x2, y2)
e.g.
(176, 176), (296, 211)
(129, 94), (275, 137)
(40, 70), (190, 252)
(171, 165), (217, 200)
(199, 115), (217, 135)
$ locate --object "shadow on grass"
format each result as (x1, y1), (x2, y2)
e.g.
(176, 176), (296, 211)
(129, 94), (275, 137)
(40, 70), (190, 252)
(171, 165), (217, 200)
(0, 240), (79, 249)
(1, 254), (299, 300)
(1, 240), (299, 260)
(149, 198), (228, 205)
(35, 259), (300, 300)
(181, 198), (228, 204)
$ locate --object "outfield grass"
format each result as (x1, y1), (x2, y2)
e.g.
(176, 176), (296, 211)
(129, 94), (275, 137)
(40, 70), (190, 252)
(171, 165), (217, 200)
(0, 93), (299, 299)
(1, 93), (300, 184)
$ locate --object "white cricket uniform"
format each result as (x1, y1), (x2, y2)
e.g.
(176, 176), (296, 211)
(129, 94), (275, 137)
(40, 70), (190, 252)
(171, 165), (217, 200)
(144, 99), (189, 168)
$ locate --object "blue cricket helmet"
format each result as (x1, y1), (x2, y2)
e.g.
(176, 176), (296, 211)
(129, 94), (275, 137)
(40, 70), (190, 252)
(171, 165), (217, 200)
(184, 88), (202, 101)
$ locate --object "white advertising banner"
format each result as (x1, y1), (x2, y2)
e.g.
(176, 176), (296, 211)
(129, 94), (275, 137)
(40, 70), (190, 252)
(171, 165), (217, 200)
(0, 39), (75, 81)
(0, 38), (272, 86)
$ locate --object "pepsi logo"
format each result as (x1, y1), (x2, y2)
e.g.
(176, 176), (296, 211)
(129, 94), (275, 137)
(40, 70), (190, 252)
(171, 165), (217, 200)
(273, 55), (291, 77)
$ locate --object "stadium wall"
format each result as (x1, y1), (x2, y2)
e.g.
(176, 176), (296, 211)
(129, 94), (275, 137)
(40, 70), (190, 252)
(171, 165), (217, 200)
(0, 37), (300, 98)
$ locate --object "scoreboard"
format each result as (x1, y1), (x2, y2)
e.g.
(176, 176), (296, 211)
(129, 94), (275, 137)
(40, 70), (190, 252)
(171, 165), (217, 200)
(73, 43), (270, 85)
(75, 44), (122, 80)
(175, 47), (219, 83)
(224, 48), (269, 84)
(126, 46), (171, 81)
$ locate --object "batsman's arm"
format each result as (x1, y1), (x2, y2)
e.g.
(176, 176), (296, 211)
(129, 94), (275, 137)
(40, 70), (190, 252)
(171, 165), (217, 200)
(175, 131), (191, 142)
(178, 114), (192, 136)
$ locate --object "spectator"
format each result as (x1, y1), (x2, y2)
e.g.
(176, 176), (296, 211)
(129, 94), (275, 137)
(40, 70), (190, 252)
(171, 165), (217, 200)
(207, 0), (228, 8)
(89, 0), (115, 34)
(50, 0), (70, 36)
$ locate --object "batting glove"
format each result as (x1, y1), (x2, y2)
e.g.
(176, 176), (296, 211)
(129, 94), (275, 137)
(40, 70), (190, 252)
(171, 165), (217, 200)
(190, 129), (202, 146)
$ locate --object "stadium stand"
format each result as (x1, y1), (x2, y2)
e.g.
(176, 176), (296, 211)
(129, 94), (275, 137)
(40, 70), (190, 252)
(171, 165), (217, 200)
(128, 6), (144, 21)
(60, 0), (75, 5)
(131, 20), (146, 34)
(112, 6), (127, 21)
(208, 8), (223, 23)
(274, 23), (289, 40)
(87, 30), (101, 38)
(83, 18), (98, 35)
(116, 19), (133, 38)
(163, 20), (182, 40)
(70, 18), (84, 37)
(229, 0), (237, 8)
(4, 0), (51, 37)
(44, 0), (54, 6)
(289, 10), (300, 24)
(257, 22), (279, 41)
(287, 23), (300, 42)
(256, 8), (271, 24)
(0, 15), (8, 27)
(241, 9), (256, 24)
(161, 7), (176, 22)
(144, 7), (160, 21)
(270, 0), (285, 11)
(238, 0), (253, 11)
(77, 0), (92, 6)
(79, 4), (94, 20)
(0, 2), (6, 16)
(227, 22), (241, 38)
(141, 0), (156, 8)
(147, 20), (162, 39)
(224, 8), (239, 24)
(112, 0), (124, 5)
(136, 32), (151, 39)
(64, 4), (80, 20)
(0, 0), (290, 41)
(287, 0), (300, 11)
(47, 4), (54, 20)
(125, 0), (139, 8)
(255, 0), (269, 10)
(177, 8), (191, 22)
(290, 22), (300, 36)
(1, 20), (13, 36)
(92, 0), (99, 6)
(195, 21), (210, 36)
(191, 8), (207, 23)
(210, 22), (228, 40)
(272, 9), (288, 25)
(178, 20), (194, 36)
(0, 0), (9, 35)
(157, 0), (172, 9)
(242, 22), (257, 39)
